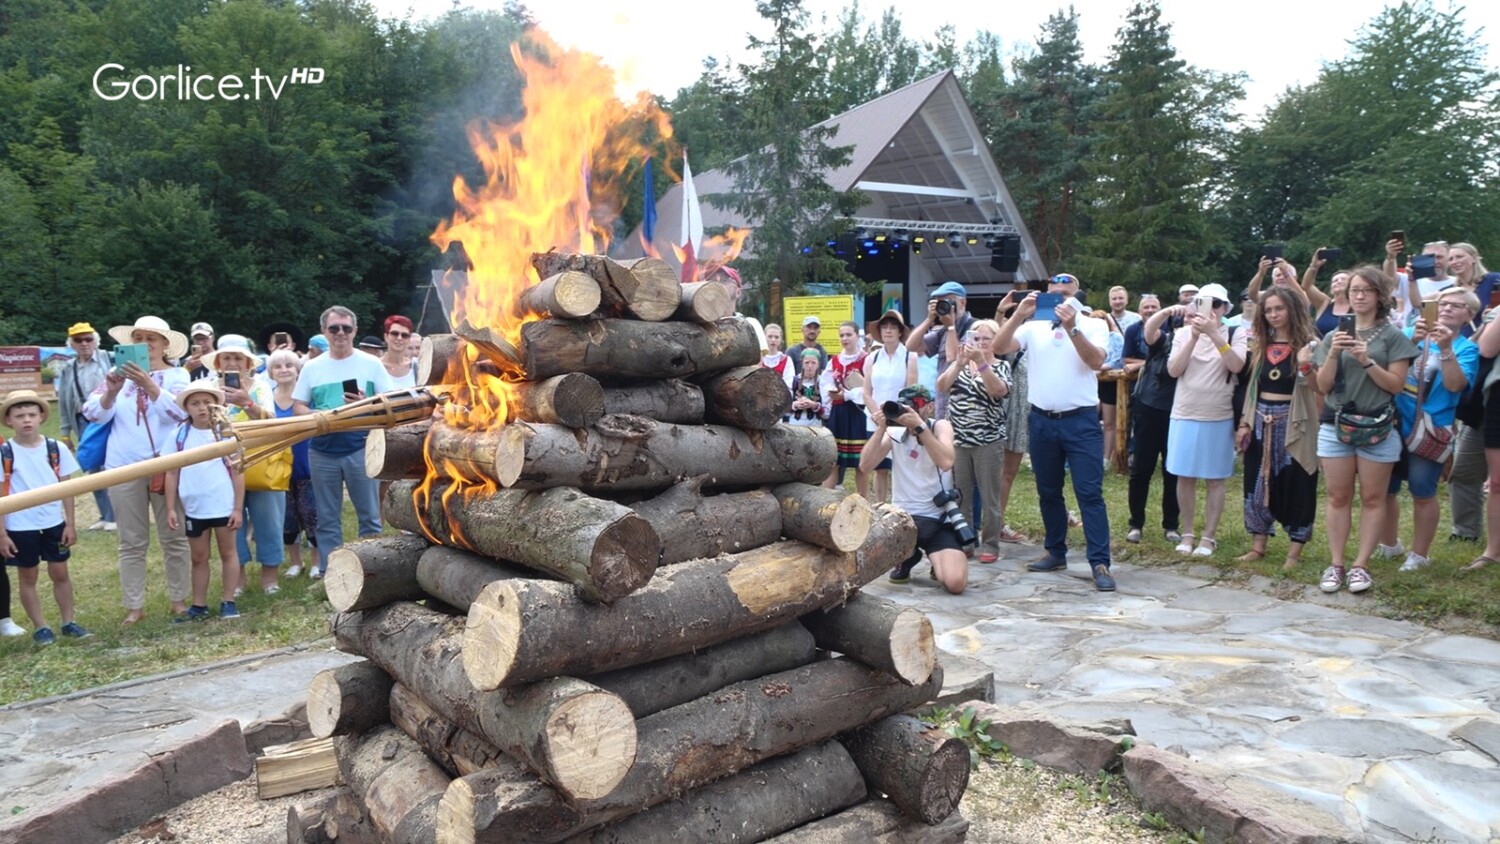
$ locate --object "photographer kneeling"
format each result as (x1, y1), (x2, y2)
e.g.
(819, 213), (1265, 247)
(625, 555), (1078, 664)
(860, 385), (974, 594)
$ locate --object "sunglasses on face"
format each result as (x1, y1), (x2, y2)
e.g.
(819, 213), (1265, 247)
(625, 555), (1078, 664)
(326, 324), (356, 334)
(70, 336), (94, 343)
(387, 330), (411, 339)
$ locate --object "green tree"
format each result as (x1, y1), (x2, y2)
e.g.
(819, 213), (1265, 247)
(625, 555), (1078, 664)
(711, 0), (863, 308)
(1072, 1), (1241, 294)
(822, 4), (923, 115)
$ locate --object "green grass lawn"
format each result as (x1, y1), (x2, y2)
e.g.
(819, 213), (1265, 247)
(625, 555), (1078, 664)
(2, 402), (1497, 705)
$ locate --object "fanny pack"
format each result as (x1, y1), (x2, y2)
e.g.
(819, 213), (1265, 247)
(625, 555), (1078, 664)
(1333, 405), (1395, 448)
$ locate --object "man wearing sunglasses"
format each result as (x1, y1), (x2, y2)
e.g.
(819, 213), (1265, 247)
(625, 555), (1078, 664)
(993, 272), (1116, 591)
(291, 306), (396, 578)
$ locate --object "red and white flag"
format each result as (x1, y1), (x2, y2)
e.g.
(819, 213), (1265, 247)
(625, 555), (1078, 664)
(679, 151), (704, 282)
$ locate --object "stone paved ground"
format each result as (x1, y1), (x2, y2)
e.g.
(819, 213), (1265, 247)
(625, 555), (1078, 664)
(1, 549), (1498, 842)
(866, 549), (1500, 844)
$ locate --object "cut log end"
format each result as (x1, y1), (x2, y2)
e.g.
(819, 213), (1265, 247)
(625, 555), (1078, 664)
(491, 424), (529, 488)
(306, 670), (341, 739)
(919, 737), (973, 824)
(544, 690), (639, 801)
(890, 608), (938, 686)
(364, 428), (388, 480)
(436, 778), (478, 844)
(322, 548), (365, 613)
(829, 494), (875, 552)
(462, 582), (522, 691)
(593, 514), (661, 595)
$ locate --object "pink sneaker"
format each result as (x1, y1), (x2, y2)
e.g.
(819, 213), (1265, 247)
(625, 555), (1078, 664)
(1346, 567), (1373, 593)
(1319, 566), (1345, 593)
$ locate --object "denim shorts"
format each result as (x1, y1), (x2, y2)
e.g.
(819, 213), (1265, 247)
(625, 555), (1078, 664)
(1317, 422), (1402, 463)
(1388, 448), (1445, 499)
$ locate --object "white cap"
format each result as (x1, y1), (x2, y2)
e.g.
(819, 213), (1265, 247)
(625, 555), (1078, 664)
(802, 315), (821, 328)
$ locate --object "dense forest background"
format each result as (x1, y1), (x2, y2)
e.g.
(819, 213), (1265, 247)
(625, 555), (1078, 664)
(0, 0), (1496, 339)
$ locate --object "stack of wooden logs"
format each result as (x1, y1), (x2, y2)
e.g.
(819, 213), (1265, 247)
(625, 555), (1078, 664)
(286, 253), (972, 843)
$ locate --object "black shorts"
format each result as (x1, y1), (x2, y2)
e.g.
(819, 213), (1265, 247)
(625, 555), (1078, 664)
(185, 516), (232, 539)
(913, 515), (965, 555)
(1485, 387), (1500, 450)
(1098, 381), (1118, 406)
(4, 523), (70, 568)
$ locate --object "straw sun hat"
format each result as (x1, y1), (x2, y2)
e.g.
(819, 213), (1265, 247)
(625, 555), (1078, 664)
(108, 316), (190, 361)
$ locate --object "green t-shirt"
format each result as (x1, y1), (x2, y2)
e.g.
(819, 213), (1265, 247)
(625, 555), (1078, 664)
(1313, 321), (1419, 415)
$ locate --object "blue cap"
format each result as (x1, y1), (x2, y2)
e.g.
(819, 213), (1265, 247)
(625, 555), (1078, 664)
(930, 281), (966, 299)
(309, 334), (329, 352)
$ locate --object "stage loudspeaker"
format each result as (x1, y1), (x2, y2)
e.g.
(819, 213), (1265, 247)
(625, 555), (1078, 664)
(991, 235), (1021, 273)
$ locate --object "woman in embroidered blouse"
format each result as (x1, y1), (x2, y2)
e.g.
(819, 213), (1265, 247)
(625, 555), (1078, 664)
(1235, 287), (1320, 570)
(83, 316), (192, 624)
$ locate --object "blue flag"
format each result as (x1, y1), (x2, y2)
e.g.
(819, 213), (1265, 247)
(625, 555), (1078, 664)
(642, 157), (657, 245)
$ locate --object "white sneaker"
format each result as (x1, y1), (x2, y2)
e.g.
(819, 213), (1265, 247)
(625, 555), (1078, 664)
(1398, 552), (1431, 573)
(233, 586), (244, 598)
(1374, 542), (1406, 560)
(284, 565), (302, 578)
(0, 617), (26, 636)
(86, 520), (107, 531)
(102, 521), (116, 531)
(310, 568), (324, 580)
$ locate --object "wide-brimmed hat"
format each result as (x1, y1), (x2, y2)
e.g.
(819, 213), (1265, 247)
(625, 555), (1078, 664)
(109, 316), (189, 361)
(874, 309), (910, 341)
(1197, 283), (1231, 306)
(258, 322), (305, 354)
(202, 334), (256, 372)
(174, 379), (225, 410)
(0, 389), (49, 425)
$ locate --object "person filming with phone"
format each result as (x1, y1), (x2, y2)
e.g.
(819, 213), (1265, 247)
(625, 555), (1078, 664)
(861, 385), (971, 594)
(992, 273), (1116, 592)
(291, 306), (395, 578)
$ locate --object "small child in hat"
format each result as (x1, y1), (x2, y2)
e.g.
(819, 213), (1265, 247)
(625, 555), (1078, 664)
(164, 381), (245, 621)
(0, 390), (88, 644)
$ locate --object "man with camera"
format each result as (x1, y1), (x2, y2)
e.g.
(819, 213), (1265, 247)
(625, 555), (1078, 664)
(907, 281), (975, 419)
(860, 384), (973, 594)
(992, 272), (1116, 591)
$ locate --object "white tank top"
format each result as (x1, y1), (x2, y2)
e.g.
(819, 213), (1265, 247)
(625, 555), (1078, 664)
(865, 344), (910, 433)
(889, 430), (946, 519)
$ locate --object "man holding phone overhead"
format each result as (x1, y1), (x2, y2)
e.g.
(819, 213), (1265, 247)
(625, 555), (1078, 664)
(291, 306), (395, 578)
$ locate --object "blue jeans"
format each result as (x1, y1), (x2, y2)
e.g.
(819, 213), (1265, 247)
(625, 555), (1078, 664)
(236, 490), (287, 566)
(309, 449), (382, 571)
(1029, 407), (1112, 568)
(93, 488), (115, 523)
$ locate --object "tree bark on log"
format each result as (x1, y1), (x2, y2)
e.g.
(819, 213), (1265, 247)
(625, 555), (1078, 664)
(760, 798), (970, 844)
(415, 545), (524, 611)
(695, 365), (794, 430)
(332, 603), (637, 801)
(599, 379), (704, 424)
(841, 714), (971, 825)
(324, 534), (432, 613)
(519, 271), (602, 319)
(498, 416), (836, 493)
(628, 475), (782, 565)
(585, 623), (818, 717)
(307, 661), (395, 739)
(774, 482), (874, 552)
(467, 318), (760, 382)
(531, 253), (680, 322)
(418, 333), (465, 386)
(365, 422), (432, 482)
(673, 281), (733, 324)
(336, 726), (449, 844)
(436, 658), (943, 844)
(461, 505), (916, 690)
(388, 682), (506, 778)
(800, 592), (936, 685)
(510, 373), (605, 428)
(384, 478), (659, 603)
(561, 741), (865, 844)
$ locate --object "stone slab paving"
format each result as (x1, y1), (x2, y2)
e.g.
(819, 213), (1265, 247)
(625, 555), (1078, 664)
(0, 642), (357, 821)
(865, 550), (1500, 843)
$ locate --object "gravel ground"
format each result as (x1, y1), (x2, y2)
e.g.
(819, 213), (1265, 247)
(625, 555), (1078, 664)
(109, 757), (1190, 844)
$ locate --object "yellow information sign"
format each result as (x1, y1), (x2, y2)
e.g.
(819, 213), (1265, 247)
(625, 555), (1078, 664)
(783, 296), (854, 333)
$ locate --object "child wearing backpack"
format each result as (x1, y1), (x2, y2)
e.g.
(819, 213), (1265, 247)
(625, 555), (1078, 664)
(0, 390), (88, 645)
(164, 381), (245, 621)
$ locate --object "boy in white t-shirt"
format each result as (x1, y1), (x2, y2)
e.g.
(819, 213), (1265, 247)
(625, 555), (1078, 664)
(165, 381), (245, 621)
(0, 390), (87, 645)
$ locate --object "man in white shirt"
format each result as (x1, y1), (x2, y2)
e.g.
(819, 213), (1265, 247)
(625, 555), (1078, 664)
(993, 273), (1115, 591)
(292, 306), (395, 576)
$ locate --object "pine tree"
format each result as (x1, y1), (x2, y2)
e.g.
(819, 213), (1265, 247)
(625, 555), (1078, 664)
(1072, 1), (1242, 295)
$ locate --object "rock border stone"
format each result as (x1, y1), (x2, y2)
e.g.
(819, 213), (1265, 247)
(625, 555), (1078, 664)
(0, 719), (254, 844)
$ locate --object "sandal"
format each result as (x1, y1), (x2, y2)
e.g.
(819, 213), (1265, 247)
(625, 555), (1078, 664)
(1174, 533), (1196, 554)
(1283, 555), (1302, 572)
(1235, 549), (1266, 562)
(1192, 536), (1218, 557)
(1462, 555), (1499, 572)
(122, 610), (145, 626)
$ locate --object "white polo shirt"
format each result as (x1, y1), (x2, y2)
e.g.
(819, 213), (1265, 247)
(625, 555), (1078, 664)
(1014, 317), (1109, 412)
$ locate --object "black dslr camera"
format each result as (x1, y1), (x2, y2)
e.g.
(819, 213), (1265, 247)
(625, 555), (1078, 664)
(935, 298), (955, 317)
(932, 488), (978, 547)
